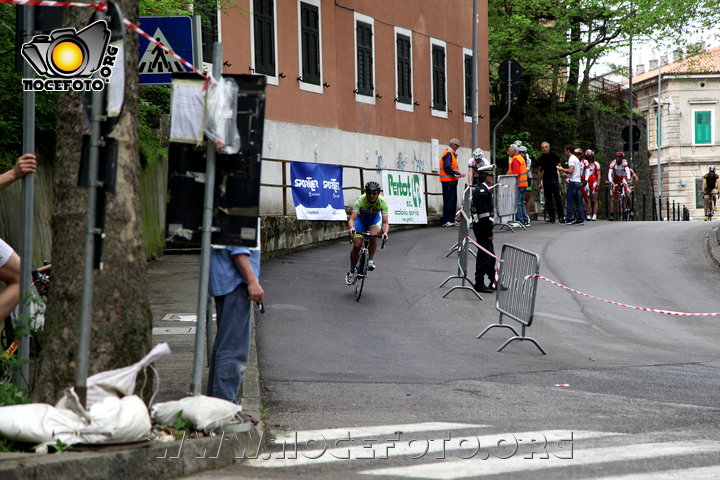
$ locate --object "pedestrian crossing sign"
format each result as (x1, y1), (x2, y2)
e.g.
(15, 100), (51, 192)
(138, 16), (196, 85)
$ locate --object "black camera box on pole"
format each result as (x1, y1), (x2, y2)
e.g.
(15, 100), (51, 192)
(165, 74), (265, 248)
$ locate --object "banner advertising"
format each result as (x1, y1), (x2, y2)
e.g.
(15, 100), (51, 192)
(381, 170), (427, 224)
(291, 162), (346, 221)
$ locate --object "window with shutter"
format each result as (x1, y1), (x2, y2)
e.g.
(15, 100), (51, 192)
(432, 44), (446, 111)
(695, 110), (712, 144)
(300, 2), (320, 85)
(396, 34), (411, 104)
(356, 21), (373, 96)
(253, 0), (275, 76)
(464, 54), (472, 115)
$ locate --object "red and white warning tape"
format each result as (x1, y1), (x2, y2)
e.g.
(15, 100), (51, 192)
(2, 0), (211, 82)
(4, 0), (105, 9)
(527, 274), (720, 317)
(462, 235), (501, 263)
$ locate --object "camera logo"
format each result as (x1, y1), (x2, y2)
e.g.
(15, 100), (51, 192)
(21, 20), (119, 92)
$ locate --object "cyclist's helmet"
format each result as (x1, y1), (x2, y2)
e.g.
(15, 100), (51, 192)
(364, 181), (381, 194)
(615, 152), (625, 158)
(585, 149), (595, 158)
(514, 140), (523, 147)
(472, 148), (483, 160)
(710, 166), (716, 172)
(574, 148), (584, 157)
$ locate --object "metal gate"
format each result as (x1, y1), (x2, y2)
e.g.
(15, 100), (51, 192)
(476, 243), (545, 354)
(494, 174), (522, 231)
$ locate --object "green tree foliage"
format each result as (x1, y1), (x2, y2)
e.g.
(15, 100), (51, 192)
(488, 0), (720, 139)
(0, 5), (57, 171)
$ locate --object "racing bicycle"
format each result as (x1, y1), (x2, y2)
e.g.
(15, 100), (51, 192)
(349, 233), (386, 302)
(610, 184), (633, 221)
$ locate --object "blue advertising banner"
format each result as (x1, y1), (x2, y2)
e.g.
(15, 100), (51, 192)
(291, 162), (346, 220)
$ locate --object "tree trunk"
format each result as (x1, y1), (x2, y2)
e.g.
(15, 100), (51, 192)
(36, 0), (151, 403)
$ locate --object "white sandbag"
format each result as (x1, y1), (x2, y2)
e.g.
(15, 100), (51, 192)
(0, 403), (103, 445)
(83, 395), (152, 444)
(151, 395), (241, 432)
(56, 343), (171, 409)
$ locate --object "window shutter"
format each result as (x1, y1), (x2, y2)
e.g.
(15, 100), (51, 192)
(464, 54), (472, 114)
(356, 21), (373, 96)
(396, 34), (411, 104)
(300, 3), (320, 85)
(253, 0), (275, 76)
(432, 45), (446, 110)
(695, 111), (711, 144)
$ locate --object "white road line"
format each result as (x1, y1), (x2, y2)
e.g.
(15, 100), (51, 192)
(272, 423), (488, 445)
(247, 430), (618, 468)
(152, 326), (196, 335)
(580, 465), (720, 480)
(360, 441), (720, 479)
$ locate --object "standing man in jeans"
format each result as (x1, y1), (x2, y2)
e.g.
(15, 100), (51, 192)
(439, 138), (466, 227)
(537, 142), (564, 223)
(507, 144), (529, 225)
(207, 245), (264, 404)
(558, 145), (586, 225)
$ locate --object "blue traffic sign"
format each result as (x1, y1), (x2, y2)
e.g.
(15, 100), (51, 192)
(138, 16), (195, 85)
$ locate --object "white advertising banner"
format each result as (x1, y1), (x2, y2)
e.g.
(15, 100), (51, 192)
(381, 170), (427, 224)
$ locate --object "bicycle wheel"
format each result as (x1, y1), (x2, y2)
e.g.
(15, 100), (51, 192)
(355, 251), (366, 302)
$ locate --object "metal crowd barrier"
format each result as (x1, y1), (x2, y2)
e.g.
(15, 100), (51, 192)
(476, 243), (545, 354)
(439, 186), (482, 300)
(494, 174), (522, 231)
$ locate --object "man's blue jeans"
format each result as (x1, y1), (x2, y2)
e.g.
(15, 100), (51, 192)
(207, 283), (251, 404)
(565, 181), (586, 223)
(516, 187), (529, 223)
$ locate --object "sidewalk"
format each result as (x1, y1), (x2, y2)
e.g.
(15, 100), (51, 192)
(0, 254), (263, 480)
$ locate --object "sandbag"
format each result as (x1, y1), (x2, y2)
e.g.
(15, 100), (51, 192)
(151, 395), (241, 432)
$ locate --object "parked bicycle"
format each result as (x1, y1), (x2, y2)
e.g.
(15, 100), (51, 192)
(348, 233), (386, 302)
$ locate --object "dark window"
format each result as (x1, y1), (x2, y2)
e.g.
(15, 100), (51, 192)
(464, 54), (472, 115)
(396, 34), (411, 104)
(300, 2), (320, 85)
(356, 21), (373, 96)
(432, 44), (446, 111)
(253, 0), (275, 76)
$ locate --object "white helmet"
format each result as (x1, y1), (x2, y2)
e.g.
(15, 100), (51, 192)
(472, 148), (483, 160)
(514, 140), (523, 147)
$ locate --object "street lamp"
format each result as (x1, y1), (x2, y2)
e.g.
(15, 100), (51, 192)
(655, 53), (665, 221)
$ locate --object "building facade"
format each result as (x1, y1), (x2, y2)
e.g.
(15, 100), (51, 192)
(219, 0), (490, 215)
(632, 46), (720, 219)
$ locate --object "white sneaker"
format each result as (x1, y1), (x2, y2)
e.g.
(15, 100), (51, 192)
(442, 222), (454, 227)
(591, 214), (597, 221)
(367, 260), (376, 271)
(345, 271), (355, 285)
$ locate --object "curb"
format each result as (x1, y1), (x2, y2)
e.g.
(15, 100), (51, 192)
(705, 225), (720, 269)
(0, 305), (265, 480)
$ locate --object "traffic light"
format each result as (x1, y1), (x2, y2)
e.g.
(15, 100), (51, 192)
(622, 125), (640, 152)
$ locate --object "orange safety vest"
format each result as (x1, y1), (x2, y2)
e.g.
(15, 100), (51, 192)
(509, 154), (528, 188)
(439, 149), (459, 182)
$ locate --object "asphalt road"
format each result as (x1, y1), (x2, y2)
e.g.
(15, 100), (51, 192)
(184, 220), (720, 480)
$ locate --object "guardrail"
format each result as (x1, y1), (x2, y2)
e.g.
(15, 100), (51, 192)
(493, 174), (519, 231)
(259, 158), (442, 216)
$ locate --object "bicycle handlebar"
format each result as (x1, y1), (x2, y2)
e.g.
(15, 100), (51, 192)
(350, 232), (387, 249)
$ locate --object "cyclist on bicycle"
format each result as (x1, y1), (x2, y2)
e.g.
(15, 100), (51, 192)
(702, 166), (718, 219)
(607, 152), (633, 220)
(346, 181), (390, 285)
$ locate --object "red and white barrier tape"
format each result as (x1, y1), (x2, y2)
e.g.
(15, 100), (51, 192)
(2, 0), (105, 9)
(527, 274), (720, 317)
(2, 0), (211, 82)
(460, 235), (502, 263)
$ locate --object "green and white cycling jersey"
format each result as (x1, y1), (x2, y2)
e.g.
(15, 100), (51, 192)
(352, 194), (389, 225)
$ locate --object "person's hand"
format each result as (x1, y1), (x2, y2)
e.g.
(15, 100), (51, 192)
(12, 153), (37, 180)
(247, 280), (264, 302)
(460, 172), (467, 178)
(382, 233), (389, 243)
(348, 227), (356, 237)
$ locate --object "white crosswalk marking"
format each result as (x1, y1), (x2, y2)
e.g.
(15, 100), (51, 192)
(247, 430), (618, 468)
(271, 422), (488, 445)
(359, 441), (720, 479)
(578, 465), (720, 480)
